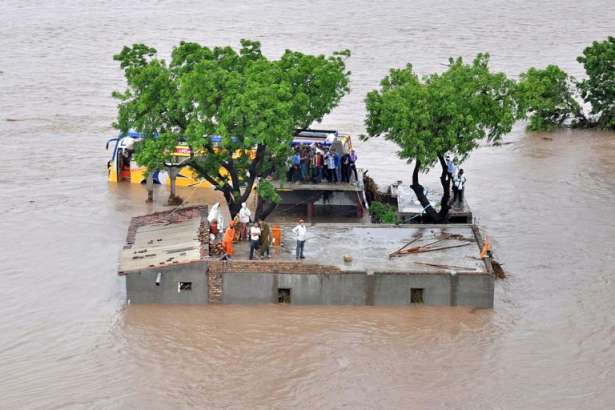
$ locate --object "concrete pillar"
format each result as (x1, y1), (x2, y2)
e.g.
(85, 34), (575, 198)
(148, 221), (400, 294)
(365, 272), (375, 306)
(356, 198), (363, 218)
(449, 272), (458, 306)
(307, 201), (315, 220)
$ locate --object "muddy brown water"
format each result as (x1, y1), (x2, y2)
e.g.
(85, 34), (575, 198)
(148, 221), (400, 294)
(2, 1), (615, 408)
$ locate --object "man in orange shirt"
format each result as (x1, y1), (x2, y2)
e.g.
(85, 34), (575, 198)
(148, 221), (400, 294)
(222, 221), (236, 259)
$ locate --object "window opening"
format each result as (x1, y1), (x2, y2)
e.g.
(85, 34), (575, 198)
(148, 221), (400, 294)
(178, 282), (192, 292)
(410, 288), (424, 304)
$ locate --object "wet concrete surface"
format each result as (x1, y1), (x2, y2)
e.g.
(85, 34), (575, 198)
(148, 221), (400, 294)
(226, 224), (486, 273)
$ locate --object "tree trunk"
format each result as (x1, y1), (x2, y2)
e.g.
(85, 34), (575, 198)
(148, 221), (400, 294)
(145, 173), (154, 203)
(167, 166), (183, 206)
(437, 154), (451, 220)
(221, 187), (242, 219)
(409, 156), (450, 223)
(255, 198), (278, 220)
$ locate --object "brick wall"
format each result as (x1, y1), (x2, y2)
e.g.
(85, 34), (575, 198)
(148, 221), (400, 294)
(198, 213), (210, 259)
(208, 265), (223, 303)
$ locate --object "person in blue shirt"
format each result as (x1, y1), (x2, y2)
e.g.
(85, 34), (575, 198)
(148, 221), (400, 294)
(334, 150), (341, 183)
(445, 155), (457, 178)
(291, 150), (301, 182)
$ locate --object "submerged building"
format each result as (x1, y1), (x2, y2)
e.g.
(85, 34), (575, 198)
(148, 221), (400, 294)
(118, 206), (495, 307)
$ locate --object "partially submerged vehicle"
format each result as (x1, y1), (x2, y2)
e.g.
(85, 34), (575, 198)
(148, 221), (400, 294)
(105, 129), (354, 188)
(105, 131), (208, 187)
(291, 128), (353, 153)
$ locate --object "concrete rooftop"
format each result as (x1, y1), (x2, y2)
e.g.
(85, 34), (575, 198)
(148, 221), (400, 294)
(119, 207), (205, 274)
(229, 223), (487, 274)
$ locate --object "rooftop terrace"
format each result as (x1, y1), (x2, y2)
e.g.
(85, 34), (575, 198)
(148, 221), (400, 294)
(228, 223), (488, 274)
(119, 206), (206, 274)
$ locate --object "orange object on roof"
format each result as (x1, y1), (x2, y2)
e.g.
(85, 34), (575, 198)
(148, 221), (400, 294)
(223, 226), (235, 256)
(271, 225), (281, 246)
(480, 239), (492, 259)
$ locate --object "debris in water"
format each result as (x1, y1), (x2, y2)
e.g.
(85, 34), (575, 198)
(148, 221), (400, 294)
(492, 260), (506, 279)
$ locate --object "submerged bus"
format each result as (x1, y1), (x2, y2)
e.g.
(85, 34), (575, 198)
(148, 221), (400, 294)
(105, 131), (208, 187)
(105, 129), (353, 187)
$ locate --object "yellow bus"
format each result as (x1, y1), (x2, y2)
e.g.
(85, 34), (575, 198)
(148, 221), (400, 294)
(105, 129), (352, 187)
(105, 131), (208, 187)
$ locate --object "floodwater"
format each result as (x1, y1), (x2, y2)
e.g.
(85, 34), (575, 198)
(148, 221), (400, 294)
(1, 0), (615, 408)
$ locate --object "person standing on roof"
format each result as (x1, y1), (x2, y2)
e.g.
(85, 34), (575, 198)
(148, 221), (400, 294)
(300, 147), (309, 183)
(349, 149), (358, 182)
(249, 222), (261, 260)
(291, 149), (301, 182)
(258, 218), (271, 259)
(453, 169), (467, 207)
(209, 219), (219, 242)
(341, 152), (351, 183)
(326, 150), (337, 183)
(313, 150), (323, 184)
(222, 221), (236, 259)
(292, 219), (307, 260)
(334, 150), (342, 183)
(445, 155), (457, 178)
(238, 202), (252, 241)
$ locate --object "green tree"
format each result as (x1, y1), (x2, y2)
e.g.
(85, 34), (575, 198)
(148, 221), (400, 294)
(364, 54), (517, 222)
(516, 65), (586, 131)
(113, 40), (350, 217)
(577, 36), (615, 129)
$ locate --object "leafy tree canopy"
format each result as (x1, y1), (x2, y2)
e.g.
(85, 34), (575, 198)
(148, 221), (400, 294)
(577, 36), (615, 129)
(365, 53), (517, 169)
(364, 54), (517, 222)
(113, 40), (351, 217)
(516, 65), (584, 131)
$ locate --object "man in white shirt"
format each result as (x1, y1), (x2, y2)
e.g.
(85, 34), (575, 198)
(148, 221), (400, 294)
(453, 169), (467, 207)
(238, 202), (252, 241)
(249, 222), (261, 260)
(292, 219), (307, 260)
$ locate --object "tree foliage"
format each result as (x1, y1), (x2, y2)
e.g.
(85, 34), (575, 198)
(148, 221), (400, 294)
(113, 40), (350, 217)
(364, 54), (517, 222)
(369, 201), (399, 224)
(516, 65), (584, 131)
(366, 54), (517, 168)
(577, 36), (615, 129)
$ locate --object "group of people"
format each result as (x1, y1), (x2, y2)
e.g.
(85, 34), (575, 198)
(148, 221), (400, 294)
(209, 203), (309, 261)
(288, 144), (358, 184)
(210, 203), (273, 260)
(445, 155), (467, 207)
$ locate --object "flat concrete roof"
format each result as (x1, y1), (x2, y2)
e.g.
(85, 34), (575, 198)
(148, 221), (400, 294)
(119, 206), (205, 274)
(229, 223), (487, 274)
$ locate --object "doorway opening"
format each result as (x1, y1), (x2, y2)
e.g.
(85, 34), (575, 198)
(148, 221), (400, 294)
(278, 288), (291, 304)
